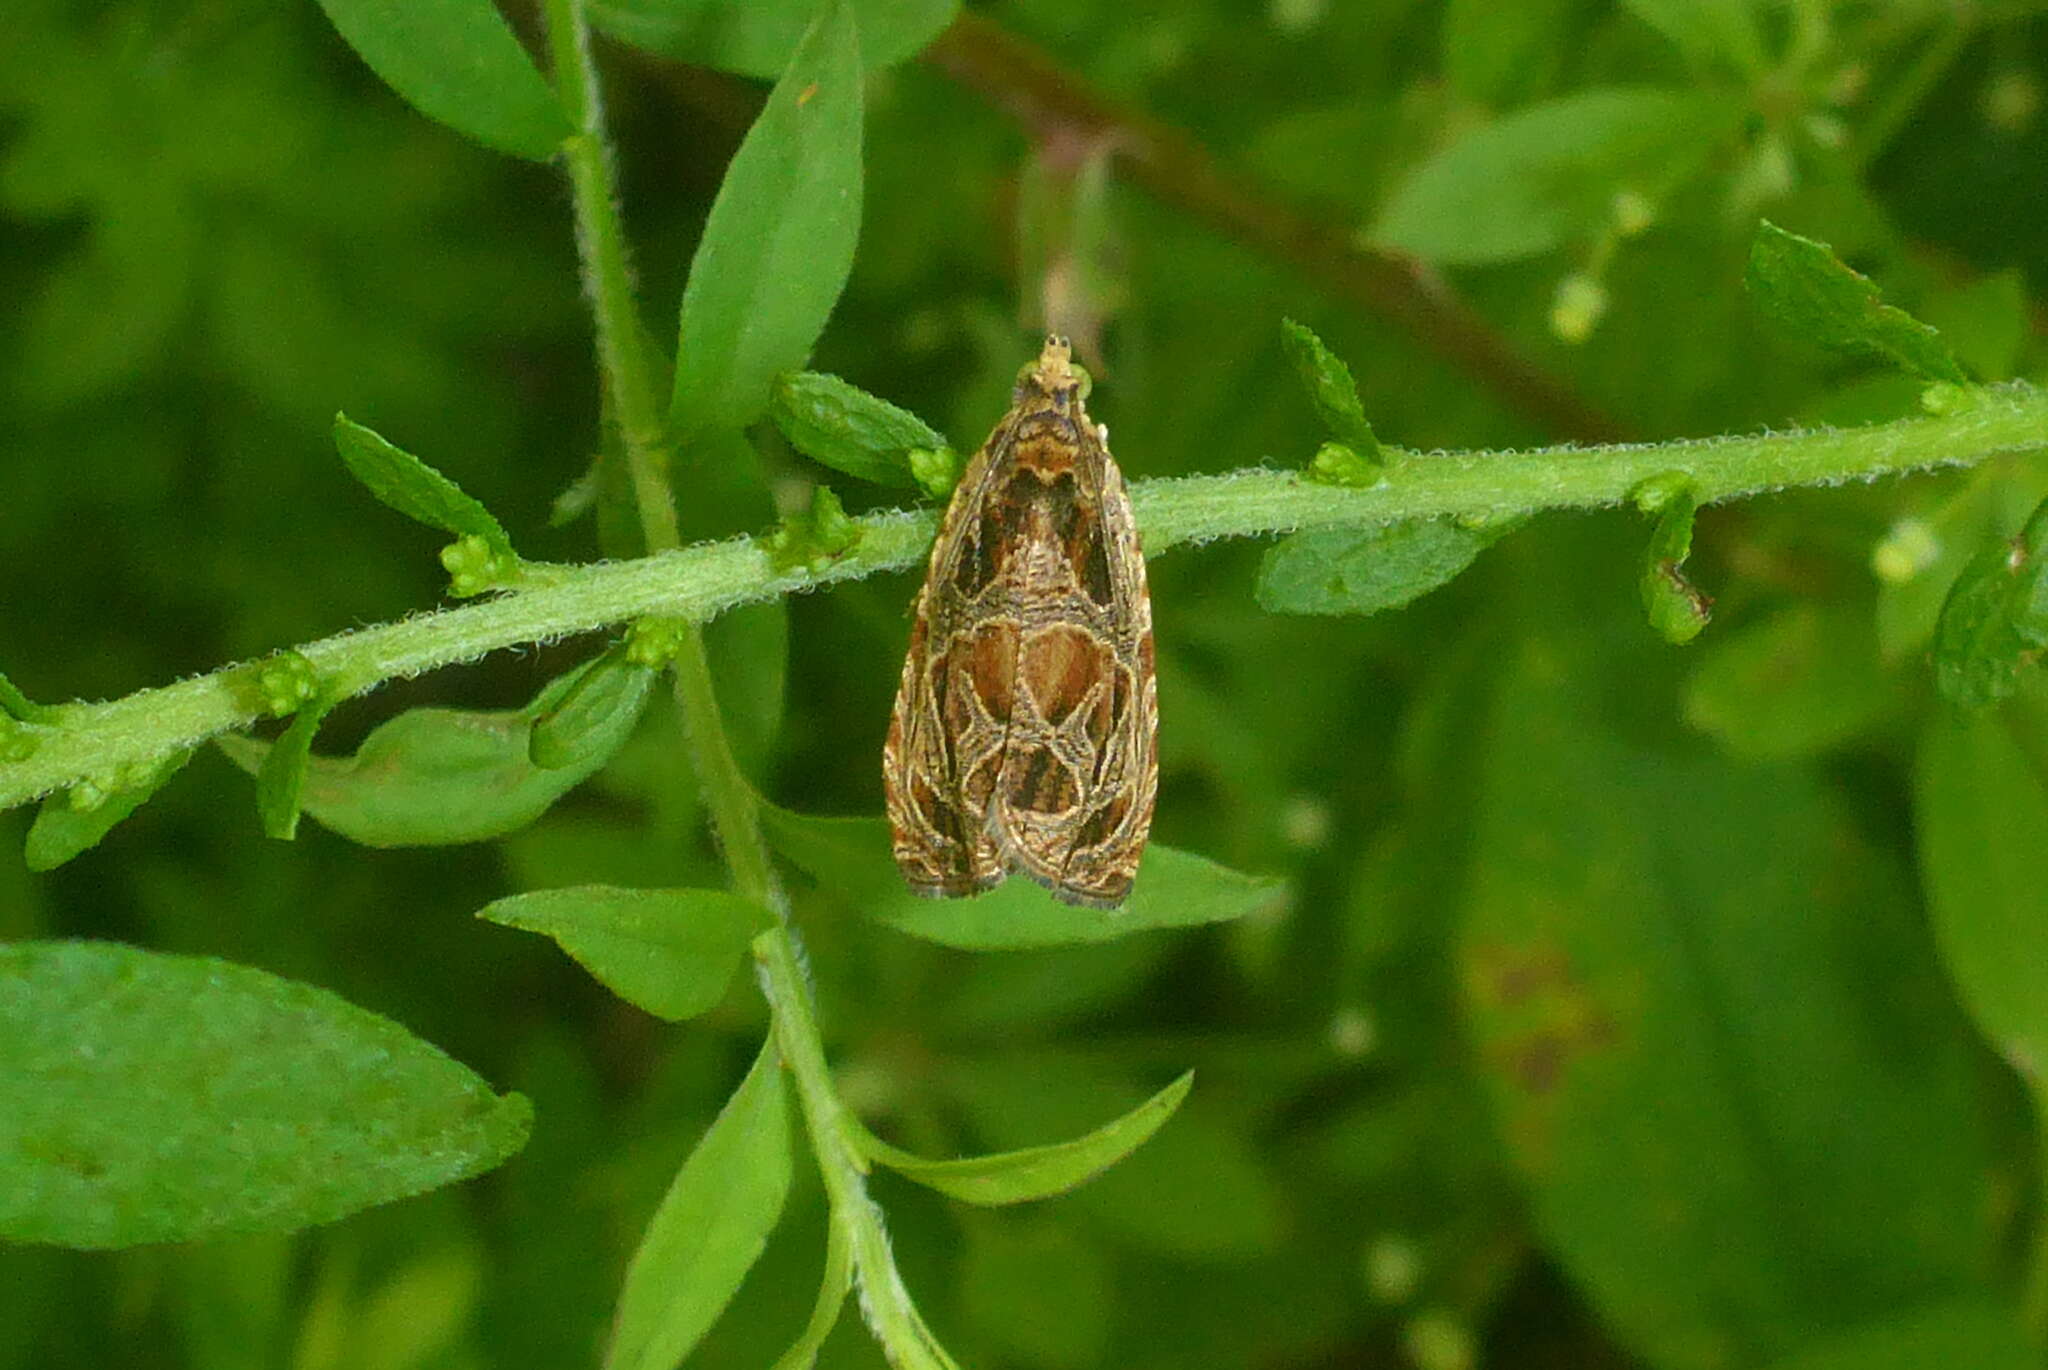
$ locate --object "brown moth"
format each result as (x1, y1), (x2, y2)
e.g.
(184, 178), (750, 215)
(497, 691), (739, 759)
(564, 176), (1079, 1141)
(883, 335), (1158, 908)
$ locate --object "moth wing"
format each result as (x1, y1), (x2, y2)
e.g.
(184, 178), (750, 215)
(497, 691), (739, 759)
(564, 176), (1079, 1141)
(991, 432), (1157, 909)
(884, 438), (1013, 898)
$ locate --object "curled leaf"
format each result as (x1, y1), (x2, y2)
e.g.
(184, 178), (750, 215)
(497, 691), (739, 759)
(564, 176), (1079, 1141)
(861, 1071), (1193, 1205)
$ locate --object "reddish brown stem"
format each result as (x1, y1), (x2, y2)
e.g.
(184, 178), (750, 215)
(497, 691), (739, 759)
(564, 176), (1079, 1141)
(924, 11), (1627, 443)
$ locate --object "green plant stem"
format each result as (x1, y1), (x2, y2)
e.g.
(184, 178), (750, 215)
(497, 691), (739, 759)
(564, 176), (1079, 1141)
(5, 384), (2047, 812)
(756, 929), (959, 1370)
(547, 7), (941, 1364)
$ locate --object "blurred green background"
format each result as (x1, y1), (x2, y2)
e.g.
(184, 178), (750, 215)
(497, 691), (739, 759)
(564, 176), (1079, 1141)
(4, 1), (2048, 1367)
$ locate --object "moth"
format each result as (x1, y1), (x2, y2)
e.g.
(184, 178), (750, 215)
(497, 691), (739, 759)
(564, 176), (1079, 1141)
(883, 335), (1158, 908)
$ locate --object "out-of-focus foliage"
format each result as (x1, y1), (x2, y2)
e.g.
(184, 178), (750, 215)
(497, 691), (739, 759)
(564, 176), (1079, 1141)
(4, 0), (2048, 1367)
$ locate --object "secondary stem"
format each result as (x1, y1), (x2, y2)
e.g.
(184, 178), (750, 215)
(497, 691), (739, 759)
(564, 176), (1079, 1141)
(547, 8), (933, 1363)
(6, 387), (2046, 811)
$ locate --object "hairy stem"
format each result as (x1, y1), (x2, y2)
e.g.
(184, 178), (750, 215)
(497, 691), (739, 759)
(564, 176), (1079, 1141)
(548, 7), (936, 1363)
(4, 385), (2045, 811)
(757, 931), (959, 1370)
(923, 11), (1624, 443)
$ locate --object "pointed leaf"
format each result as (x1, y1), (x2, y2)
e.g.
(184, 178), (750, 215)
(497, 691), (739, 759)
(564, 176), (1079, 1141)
(760, 808), (1284, 950)
(311, 0), (570, 160)
(529, 653), (657, 770)
(477, 885), (766, 1021)
(257, 692), (338, 840)
(670, 0), (864, 432)
(864, 1071), (1191, 1205)
(1279, 319), (1380, 461)
(767, 1215), (852, 1370)
(1256, 518), (1509, 616)
(0, 941), (530, 1247)
(333, 413), (514, 556)
(25, 747), (194, 872)
(592, 0), (954, 77)
(1930, 495), (2048, 708)
(1745, 221), (1967, 383)
(606, 1040), (793, 1370)
(217, 659), (648, 847)
(770, 371), (948, 488)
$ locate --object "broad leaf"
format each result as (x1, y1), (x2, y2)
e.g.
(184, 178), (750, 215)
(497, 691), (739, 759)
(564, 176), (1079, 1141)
(25, 748), (194, 872)
(333, 413), (514, 556)
(864, 1071), (1192, 1205)
(477, 885), (766, 1021)
(218, 658), (648, 847)
(591, 0), (955, 78)
(1459, 631), (1991, 1369)
(760, 808), (1283, 950)
(606, 1040), (792, 1370)
(1256, 519), (1506, 616)
(1745, 221), (1967, 383)
(0, 941), (530, 1247)
(1371, 88), (1729, 265)
(670, 0), (863, 432)
(1914, 699), (2048, 1100)
(311, 0), (570, 160)
(770, 371), (948, 488)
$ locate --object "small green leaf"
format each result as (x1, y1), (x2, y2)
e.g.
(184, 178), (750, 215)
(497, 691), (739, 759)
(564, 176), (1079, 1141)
(1255, 519), (1510, 617)
(1371, 88), (1730, 265)
(26, 748), (195, 872)
(767, 486), (863, 571)
(333, 414), (515, 557)
(0, 941), (530, 1247)
(945, 1054), (1282, 1259)
(311, 0), (570, 160)
(1279, 319), (1380, 462)
(1930, 495), (2048, 708)
(477, 886), (766, 1021)
(1915, 701), (2048, 1100)
(1306, 442), (1380, 489)
(767, 1217), (852, 1370)
(216, 659), (648, 847)
(862, 1071), (1191, 1205)
(670, 0), (864, 433)
(1637, 484), (1712, 645)
(1684, 604), (1894, 758)
(760, 808), (1283, 950)
(252, 652), (320, 719)
(257, 691), (338, 841)
(529, 652), (658, 770)
(1744, 221), (1968, 383)
(591, 0), (955, 77)
(606, 1040), (793, 1370)
(909, 446), (960, 500)
(770, 371), (948, 488)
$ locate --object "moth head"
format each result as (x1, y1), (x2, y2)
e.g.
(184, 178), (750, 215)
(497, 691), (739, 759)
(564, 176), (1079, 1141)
(1016, 335), (1093, 404)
